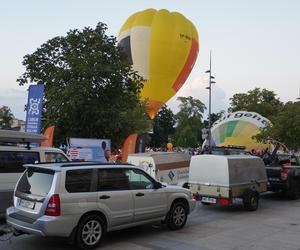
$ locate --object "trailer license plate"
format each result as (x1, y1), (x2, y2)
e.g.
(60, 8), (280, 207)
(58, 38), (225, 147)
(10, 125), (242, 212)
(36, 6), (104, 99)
(18, 198), (35, 209)
(201, 197), (216, 204)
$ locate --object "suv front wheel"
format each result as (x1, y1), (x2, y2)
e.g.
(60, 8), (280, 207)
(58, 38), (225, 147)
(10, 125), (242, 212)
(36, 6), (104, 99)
(167, 202), (188, 230)
(76, 214), (106, 249)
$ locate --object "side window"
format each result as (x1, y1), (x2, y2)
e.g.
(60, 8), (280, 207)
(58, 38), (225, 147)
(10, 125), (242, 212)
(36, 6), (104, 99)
(0, 151), (40, 173)
(45, 152), (69, 162)
(98, 169), (129, 191)
(125, 169), (155, 190)
(65, 169), (93, 193)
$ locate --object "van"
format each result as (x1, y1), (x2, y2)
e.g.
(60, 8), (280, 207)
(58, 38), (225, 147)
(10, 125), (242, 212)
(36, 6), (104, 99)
(127, 152), (191, 187)
(0, 130), (70, 214)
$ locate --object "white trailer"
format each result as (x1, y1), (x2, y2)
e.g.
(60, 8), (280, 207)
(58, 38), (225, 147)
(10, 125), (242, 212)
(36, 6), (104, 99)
(127, 152), (191, 186)
(189, 155), (267, 211)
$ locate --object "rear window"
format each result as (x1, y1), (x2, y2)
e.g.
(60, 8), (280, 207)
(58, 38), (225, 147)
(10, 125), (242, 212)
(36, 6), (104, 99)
(16, 167), (54, 197)
(65, 169), (93, 193)
(0, 151), (40, 173)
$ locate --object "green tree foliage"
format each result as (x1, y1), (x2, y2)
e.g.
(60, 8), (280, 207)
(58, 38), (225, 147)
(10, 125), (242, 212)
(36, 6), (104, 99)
(228, 88), (283, 121)
(255, 101), (300, 151)
(151, 105), (175, 147)
(174, 96), (206, 148)
(204, 110), (226, 128)
(17, 23), (151, 148)
(0, 106), (14, 129)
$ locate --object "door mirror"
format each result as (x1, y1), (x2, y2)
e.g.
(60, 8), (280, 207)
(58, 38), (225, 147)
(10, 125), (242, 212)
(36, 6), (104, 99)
(154, 182), (164, 189)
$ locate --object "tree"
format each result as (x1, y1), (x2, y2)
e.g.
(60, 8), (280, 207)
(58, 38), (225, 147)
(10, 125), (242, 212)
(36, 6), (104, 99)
(255, 101), (300, 151)
(17, 23), (151, 148)
(174, 96), (206, 148)
(0, 106), (14, 129)
(151, 105), (175, 147)
(203, 110), (226, 128)
(228, 88), (283, 121)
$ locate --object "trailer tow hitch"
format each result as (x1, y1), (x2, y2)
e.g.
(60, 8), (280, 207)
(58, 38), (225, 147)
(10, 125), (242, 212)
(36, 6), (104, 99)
(0, 227), (25, 242)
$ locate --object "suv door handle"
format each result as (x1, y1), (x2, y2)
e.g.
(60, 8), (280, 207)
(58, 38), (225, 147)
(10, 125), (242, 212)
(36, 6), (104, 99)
(136, 193), (144, 197)
(99, 195), (110, 200)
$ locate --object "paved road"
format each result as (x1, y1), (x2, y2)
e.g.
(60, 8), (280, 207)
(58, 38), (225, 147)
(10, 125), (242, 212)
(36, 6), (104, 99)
(1, 192), (300, 250)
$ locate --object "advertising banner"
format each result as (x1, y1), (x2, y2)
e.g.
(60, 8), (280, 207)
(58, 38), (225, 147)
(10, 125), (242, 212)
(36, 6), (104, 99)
(25, 84), (44, 134)
(68, 138), (111, 162)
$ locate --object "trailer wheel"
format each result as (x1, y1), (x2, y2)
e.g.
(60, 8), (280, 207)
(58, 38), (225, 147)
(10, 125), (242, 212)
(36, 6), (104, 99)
(243, 189), (259, 211)
(286, 179), (300, 200)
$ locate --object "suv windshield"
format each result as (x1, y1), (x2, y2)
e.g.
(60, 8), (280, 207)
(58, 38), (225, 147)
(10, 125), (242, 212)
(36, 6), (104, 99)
(16, 167), (54, 197)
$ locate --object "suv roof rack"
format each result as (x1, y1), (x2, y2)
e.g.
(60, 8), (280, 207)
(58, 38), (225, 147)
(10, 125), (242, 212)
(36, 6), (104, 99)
(30, 161), (133, 168)
(0, 130), (47, 144)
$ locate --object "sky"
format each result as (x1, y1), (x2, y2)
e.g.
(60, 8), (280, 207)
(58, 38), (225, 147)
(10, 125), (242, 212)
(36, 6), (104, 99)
(1, 0), (300, 119)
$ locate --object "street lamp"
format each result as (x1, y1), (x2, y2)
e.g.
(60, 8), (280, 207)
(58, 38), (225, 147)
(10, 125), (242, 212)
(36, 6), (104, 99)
(205, 51), (216, 149)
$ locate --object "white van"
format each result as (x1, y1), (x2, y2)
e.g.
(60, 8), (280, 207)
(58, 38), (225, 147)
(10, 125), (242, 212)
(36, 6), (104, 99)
(0, 130), (70, 214)
(127, 152), (191, 187)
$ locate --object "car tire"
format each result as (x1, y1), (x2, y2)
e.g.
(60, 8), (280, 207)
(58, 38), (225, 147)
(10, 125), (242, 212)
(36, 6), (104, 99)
(76, 214), (106, 250)
(243, 189), (259, 211)
(286, 179), (300, 200)
(167, 202), (188, 230)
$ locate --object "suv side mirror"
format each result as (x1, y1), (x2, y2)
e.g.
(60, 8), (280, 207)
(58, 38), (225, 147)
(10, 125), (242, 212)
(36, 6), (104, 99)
(154, 182), (163, 189)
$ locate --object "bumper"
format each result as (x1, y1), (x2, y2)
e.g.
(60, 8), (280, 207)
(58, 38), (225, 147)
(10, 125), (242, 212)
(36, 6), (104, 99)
(189, 199), (196, 213)
(6, 207), (75, 237)
(267, 181), (287, 191)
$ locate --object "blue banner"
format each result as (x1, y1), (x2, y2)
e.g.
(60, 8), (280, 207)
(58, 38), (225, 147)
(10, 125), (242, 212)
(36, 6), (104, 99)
(25, 84), (44, 134)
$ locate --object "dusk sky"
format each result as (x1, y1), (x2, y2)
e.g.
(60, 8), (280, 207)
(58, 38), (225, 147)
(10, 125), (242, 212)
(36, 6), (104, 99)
(1, 0), (299, 119)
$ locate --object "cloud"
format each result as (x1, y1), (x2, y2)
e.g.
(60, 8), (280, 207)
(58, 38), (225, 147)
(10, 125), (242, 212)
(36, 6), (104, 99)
(166, 75), (228, 117)
(0, 88), (27, 120)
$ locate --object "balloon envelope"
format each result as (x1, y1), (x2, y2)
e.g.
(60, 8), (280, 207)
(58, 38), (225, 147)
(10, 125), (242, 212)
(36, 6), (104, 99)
(118, 9), (199, 118)
(205, 111), (272, 151)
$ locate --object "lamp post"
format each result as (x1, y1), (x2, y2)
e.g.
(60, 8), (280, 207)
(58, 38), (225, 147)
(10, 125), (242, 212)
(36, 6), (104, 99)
(205, 51), (216, 149)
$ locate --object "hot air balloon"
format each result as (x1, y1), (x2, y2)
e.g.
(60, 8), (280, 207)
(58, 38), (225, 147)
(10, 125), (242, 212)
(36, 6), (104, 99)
(204, 111), (272, 151)
(118, 9), (199, 118)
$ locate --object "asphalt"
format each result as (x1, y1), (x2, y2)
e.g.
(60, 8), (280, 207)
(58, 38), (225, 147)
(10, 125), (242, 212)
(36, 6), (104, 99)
(1, 192), (300, 250)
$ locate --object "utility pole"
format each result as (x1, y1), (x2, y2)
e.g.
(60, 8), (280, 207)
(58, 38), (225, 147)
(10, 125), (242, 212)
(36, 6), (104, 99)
(205, 51), (216, 149)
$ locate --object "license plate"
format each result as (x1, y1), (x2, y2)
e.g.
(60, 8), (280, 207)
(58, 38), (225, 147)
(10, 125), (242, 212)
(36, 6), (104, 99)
(201, 196), (216, 204)
(232, 197), (243, 204)
(18, 199), (35, 209)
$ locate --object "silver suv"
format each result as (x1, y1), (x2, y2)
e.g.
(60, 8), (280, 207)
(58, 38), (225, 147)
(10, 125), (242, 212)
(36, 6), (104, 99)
(6, 162), (195, 249)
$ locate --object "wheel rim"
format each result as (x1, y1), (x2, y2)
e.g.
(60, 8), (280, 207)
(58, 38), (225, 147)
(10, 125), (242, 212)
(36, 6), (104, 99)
(173, 206), (186, 227)
(251, 197), (257, 207)
(82, 220), (102, 246)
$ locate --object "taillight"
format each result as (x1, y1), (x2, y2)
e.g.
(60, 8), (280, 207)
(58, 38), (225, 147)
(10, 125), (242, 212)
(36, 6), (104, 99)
(45, 194), (60, 216)
(192, 193), (200, 201)
(219, 197), (231, 206)
(280, 169), (289, 181)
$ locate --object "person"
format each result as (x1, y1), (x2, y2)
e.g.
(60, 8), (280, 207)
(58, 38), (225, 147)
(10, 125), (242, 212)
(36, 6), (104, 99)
(104, 149), (114, 163)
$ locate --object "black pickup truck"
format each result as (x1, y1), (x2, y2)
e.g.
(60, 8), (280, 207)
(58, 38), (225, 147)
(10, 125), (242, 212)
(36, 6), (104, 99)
(265, 153), (300, 199)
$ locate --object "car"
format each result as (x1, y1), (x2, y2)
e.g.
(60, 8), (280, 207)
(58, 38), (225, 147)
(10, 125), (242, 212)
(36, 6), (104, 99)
(0, 130), (70, 214)
(264, 153), (300, 199)
(6, 162), (196, 249)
